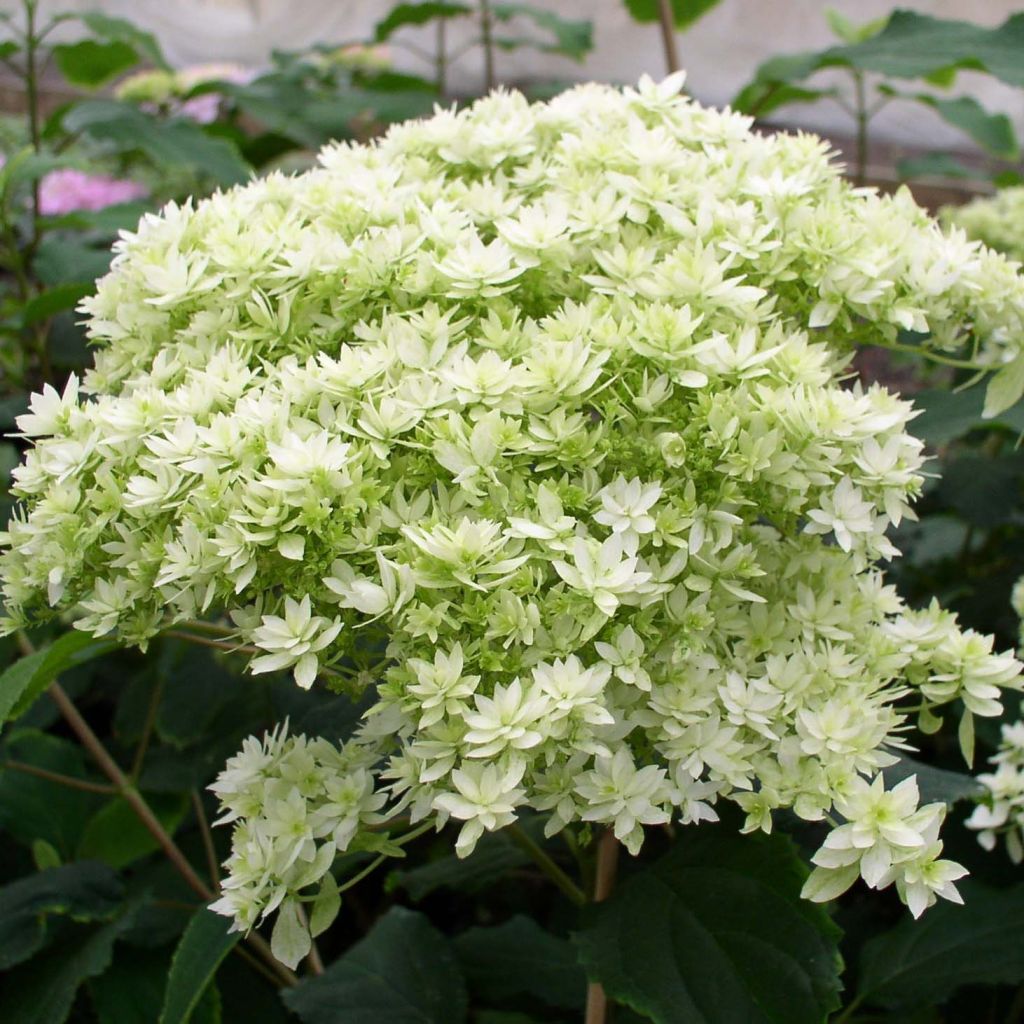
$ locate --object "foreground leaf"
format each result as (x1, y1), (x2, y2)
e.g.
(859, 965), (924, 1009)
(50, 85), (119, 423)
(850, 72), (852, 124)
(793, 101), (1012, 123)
(624, 0), (722, 30)
(374, 2), (471, 41)
(283, 906), (467, 1024)
(573, 826), (842, 1024)
(0, 630), (116, 728)
(0, 903), (139, 1024)
(454, 915), (586, 1011)
(857, 881), (1024, 1009)
(0, 861), (122, 970)
(160, 906), (240, 1024)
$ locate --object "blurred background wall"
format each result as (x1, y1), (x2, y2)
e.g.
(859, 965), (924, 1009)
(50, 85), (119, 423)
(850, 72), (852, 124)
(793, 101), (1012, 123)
(0, 0), (1019, 149)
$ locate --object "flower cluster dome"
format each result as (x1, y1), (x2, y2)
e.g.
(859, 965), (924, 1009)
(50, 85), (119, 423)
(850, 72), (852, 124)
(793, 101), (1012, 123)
(2, 74), (1023, 954)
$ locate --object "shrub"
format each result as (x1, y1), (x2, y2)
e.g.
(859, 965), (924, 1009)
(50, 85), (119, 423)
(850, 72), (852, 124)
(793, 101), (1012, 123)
(2, 74), (1023, 965)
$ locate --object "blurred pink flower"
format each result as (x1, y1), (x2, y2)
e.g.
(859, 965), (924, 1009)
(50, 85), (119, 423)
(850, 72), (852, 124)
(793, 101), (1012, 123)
(38, 169), (148, 216)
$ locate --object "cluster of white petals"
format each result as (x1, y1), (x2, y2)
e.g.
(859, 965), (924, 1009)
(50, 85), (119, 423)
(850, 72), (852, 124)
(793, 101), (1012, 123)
(944, 186), (1024, 265)
(967, 720), (1024, 863)
(2, 74), (1023, 945)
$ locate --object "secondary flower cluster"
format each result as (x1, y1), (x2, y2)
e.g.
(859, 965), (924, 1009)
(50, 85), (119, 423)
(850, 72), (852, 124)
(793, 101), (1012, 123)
(967, 720), (1024, 862)
(944, 186), (1024, 265)
(3, 75), (1023, 949)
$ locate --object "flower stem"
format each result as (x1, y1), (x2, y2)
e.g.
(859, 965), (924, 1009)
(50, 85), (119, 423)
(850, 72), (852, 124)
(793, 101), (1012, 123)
(14, 634), (298, 988)
(656, 0), (680, 74)
(508, 823), (586, 907)
(585, 829), (620, 1024)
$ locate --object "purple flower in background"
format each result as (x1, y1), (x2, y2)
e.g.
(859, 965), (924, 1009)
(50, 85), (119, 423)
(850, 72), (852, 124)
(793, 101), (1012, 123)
(37, 169), (148, 216)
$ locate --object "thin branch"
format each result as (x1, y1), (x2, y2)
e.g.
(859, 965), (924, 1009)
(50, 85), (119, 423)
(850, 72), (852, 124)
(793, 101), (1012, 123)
(508, 823), (586, 906)
(2, 758), (117, 794)
(584, 830), (621, 1024)
(479, 0), (496, 91)
(295, 904), (325, 976)
(130, 675), (164, 780)
(192, 789), (221, 888)
(656, 0), (681, 75)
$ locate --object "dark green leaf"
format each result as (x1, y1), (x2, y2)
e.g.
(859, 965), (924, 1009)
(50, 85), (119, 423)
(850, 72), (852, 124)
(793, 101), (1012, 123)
(0, 861), (122, 970)
(391, 822), (533, 900)
(64, 101), (250, 186)
(897, 153), (986, 182)
(573, 826), (842, 1024)
(283, 906), (467, 1024)
(455, 916), (585, 1011)
(937, 453), (1024, 527)
(41, 200), (149, 236)
(624, 0), (722, 30)
(21, 282), (94, 327)
(90, 947), (172, 1024)
(731, 82), (835, 119)
(491, 4), (593, 60)
(910, 387), (1024, 446)
(33, 238), (115, 286)
(733, 11), (1024, 116)
(79, 12), (169, 70)
(160, 906), (240, 1024)
(374, 2), (472, 41)
(0, 631), (117, 727)
(0, 902), (139, 1024)
(0, 732), (106, 854)
(839, 10), (1024, 89)
(52, 40), (139, 89)
(910, 94), (1018, 159)
(882, 755), (982, 805)
(857, 881), (1024, 1009)
(78, 793), (188, 870)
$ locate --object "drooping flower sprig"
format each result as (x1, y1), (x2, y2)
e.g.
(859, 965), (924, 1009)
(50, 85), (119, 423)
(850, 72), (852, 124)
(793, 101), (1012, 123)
(2, 73), (1023, 964)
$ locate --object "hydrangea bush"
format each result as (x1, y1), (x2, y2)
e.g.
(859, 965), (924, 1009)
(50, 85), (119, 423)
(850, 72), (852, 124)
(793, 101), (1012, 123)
(944, 186), (1024, 265)
(3, 74), (1024, 966)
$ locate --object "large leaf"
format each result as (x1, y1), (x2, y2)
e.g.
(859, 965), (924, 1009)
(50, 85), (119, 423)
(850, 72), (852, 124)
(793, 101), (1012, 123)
(374, 2), (471, 41)
(283, 906), (467, 1024)
(936, 452), (1024, 528)
(0, 731), (107, 854)
(160, 906), (240, 1024)
(0, 903), (139, 1024)
(78, 12), (169, 70)
(0, 862), (122, 970)
(78, 793), (189, 870)
(492, 4), (593, 60)
(573, 826), (843, 1024)
(890, 93), (1019, 159)
(64, 101), (250, 186)
(882, 754), (982, 805)
(856, 881), (1024, 1009)
(0, 631), (116, 728)
(52, 40), (139, 89)
(391, 819), (536, 899)
(454, 916), (586, 1011)
(910, 387), (1024, 446)
(733, 10), (1024, 115)
(21, 282), (95, 327)
(624, 0), (722, 30)
(89, 947), (172, 1024)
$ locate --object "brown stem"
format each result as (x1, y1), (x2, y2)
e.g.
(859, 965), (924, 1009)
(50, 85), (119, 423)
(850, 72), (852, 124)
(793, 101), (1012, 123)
(2, 758), (117, 794)
(295, 904), (325, 976)
(436, 16), (448, 98)
(585, 830), (621, 1024)
(40, 677), (297, 988)
(191, 789), (221, 887)
(130, 676), (163, 780)
(656, 0), (681, 74)
(479, 0), (495, 91)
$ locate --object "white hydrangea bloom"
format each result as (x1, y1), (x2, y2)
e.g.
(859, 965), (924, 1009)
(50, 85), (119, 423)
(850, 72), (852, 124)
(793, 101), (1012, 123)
(967, 720), (1024, 863)
(2, 77), (1023, 945)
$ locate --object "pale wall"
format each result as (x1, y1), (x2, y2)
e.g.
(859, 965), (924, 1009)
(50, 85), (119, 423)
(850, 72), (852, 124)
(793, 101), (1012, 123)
(2, 0), (1020, 151)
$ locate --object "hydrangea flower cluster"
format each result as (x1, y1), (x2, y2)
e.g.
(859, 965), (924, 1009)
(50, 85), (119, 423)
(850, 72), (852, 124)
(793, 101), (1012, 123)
(2, 75), (1023, 953)
(944, 186), (1024, 264)
(967, 720), (1024, 862)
